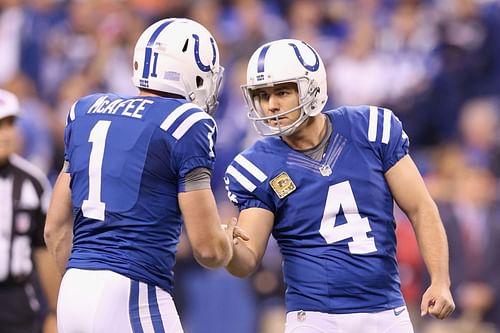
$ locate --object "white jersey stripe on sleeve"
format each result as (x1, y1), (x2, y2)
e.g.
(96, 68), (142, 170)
(381, 108), (392, 144)
(234, 155), (267, 182)
(368, 106), (378, 142)
(226, 165), (256, 192)
(160, 102), (201, 132)
(68, 102), (77, 124)
(172, 112), (212, 139)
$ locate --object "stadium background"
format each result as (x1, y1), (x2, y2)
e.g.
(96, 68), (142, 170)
(1, 0), (499, 332)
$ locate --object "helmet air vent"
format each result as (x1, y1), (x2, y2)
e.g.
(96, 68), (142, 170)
(196, 76), (204, 88)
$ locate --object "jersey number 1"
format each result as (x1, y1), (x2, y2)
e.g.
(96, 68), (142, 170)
(319, 181), (377, 254)
(81, 120), (111, 221)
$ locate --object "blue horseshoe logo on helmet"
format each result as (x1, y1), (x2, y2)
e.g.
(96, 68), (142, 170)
(288, 42), (319, 72)
(193, 34), (217, 72)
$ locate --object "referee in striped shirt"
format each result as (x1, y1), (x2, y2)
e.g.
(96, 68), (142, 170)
(0, 89), (60, 333)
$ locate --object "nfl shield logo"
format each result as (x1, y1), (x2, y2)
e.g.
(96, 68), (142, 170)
(319, 164), (332, 176)
(297, 310), (306, 322)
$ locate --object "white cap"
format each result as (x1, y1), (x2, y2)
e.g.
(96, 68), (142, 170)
(0, 89), (20, 120)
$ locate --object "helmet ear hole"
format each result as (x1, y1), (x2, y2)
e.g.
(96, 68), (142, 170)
(182, 39), (189, 52)
(196, 76), (204, 88)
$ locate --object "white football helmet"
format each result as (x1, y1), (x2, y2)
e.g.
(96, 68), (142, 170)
(132, 18), (224, 115)
(242, 39), (328, 136)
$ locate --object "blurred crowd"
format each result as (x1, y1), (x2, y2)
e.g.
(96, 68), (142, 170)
(1, 0), (500, 332)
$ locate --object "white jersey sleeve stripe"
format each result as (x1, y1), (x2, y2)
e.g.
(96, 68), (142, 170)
(67, 102), (77, 125)
(402, 130), (409, 141)
(381, 108), (392, 144)
(160, 102), (200, 132)
(234, 155), (267, 182)
(368, 106), (378, 142)
(226, 165), (256, 192)
(172, 112), (212, 140)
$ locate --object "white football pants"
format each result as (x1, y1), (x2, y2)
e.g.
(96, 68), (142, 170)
(285, 306), (414, 333)
(57, 268), (183, 333)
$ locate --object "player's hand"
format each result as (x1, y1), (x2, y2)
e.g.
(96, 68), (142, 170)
(420, 283), (455, 319)
(221, 217), (250, 245)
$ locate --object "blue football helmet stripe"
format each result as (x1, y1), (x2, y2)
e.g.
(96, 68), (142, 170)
(142, 19), (176, 79)
(257, 44), (271, 73)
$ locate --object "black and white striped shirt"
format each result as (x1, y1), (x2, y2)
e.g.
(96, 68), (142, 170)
(0, 154), (51, 286)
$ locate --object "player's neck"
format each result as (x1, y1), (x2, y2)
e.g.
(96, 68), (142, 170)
(282, 114), (327, 151)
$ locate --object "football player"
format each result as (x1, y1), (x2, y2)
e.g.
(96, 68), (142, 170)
(224, 39), (455, 332)
(44, 18), (245, 333)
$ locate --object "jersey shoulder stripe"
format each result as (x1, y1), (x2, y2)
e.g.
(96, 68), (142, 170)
(159, 102), (200, 131)
(67, 101), (77, 124)
(226, 165), (257, 192)
(234, 155), (267, 182)
(367, 105), (393, 144)
(367, 105), (378, 142)
(226, 154), (268, 192)
(159, 102), (214, 140)
(172, 111), (213, 140)
(381, 108), (392, 144)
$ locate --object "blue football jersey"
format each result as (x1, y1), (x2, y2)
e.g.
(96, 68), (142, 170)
(225, 105), (409, 313)
(63, 93), (217, 294)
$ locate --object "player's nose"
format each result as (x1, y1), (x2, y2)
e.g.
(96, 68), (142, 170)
(267, 94), (280, 112)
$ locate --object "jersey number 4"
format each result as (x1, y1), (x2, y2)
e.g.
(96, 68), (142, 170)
(319, 181), (377, 254)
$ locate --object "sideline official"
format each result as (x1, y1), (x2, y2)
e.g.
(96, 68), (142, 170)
(0, 89), (59, 333)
